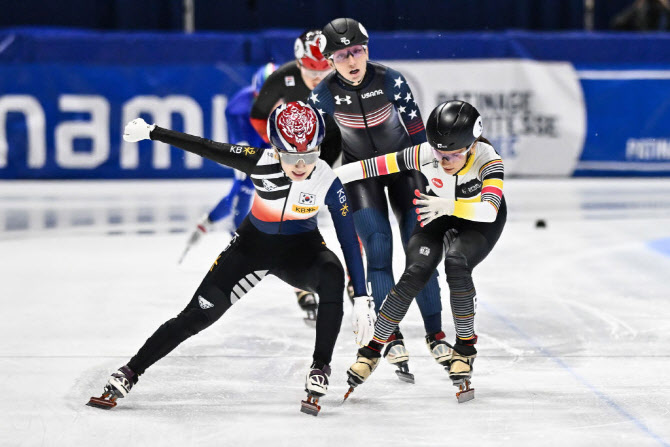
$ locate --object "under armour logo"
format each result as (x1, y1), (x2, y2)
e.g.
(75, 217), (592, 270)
(340, 37), (350, 45)
(334, 95), (352, 105)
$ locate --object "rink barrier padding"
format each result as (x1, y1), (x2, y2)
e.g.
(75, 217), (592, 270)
(1, 29), (669, 178)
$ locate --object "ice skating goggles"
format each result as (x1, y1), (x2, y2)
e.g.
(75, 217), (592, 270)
(277, 149), (321, 165)
(432, 142), (475, 162)
(330, 45), (367, 64)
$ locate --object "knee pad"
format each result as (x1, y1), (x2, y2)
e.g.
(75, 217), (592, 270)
(394, 262), (434, 299)
(353, 208), (393, 271)
(444, 252), (470, 278)
(187, 284), (231, 324)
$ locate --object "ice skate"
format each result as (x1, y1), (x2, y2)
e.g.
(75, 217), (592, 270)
(343, 345), (381, 401)
(383, 330), (414, 383)
(178, 214), (212, 264)
(87, 365), (138, 410)
(300, 362), (331, 416)
(296, 290), (318, 326)
(425, 331), (452, 368)
(450, 338), (477, 403)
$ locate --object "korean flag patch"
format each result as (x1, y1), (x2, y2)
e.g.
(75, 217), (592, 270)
(299, 192), (316, 205)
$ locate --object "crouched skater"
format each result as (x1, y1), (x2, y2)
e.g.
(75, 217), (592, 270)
(87, 101), (376, 416)
(337, 100), (506, 403)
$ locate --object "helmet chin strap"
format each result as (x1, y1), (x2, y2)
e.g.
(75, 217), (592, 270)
(336, 71), (359, 86)
(335, 65), (367, 87)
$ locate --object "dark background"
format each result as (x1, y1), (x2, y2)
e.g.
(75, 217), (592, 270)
(0, 0), (642, 32)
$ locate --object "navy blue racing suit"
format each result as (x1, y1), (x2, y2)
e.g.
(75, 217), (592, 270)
(309, 61), (442, 335)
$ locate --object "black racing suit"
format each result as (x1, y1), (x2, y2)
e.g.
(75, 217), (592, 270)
(126, 126), (365, 375)
(308, 61), (443, 334)
(250, 61), (341, 166)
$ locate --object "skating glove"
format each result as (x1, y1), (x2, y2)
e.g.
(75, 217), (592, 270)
(352, 296), (376, 347)
(413, 189), (454, 227)
(123, 118), (156, 142)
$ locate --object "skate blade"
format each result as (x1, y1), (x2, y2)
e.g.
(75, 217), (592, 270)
(395, 370), (415, 383)
(456, 388), (475, 403)
(343, 386), (355, 402)
(86, 395), (117, 409)
(300, 396), (320, 416)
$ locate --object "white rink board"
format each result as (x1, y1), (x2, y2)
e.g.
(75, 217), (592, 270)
(1, 179), (669, 447)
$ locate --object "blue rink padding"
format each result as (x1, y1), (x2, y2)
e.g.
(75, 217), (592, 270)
(251, 30), (670, 66)
(1, 29), (670, 179)
(575, 74), (670, 177)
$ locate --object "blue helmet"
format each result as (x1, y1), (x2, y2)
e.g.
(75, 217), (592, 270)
(267, 101), (325, 153)
(251, 62), (277, 95)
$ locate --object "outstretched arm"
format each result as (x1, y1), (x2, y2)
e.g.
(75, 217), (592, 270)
(123, 118), (262, 174)
(334, 142), (432, 184)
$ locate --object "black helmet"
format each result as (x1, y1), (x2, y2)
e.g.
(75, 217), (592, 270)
(426, 100), (483, 151)
(322, 18), (369, 58)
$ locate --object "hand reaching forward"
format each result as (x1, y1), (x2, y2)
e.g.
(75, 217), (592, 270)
(123, 118), (156, 142)
(413, 189), (455, 227)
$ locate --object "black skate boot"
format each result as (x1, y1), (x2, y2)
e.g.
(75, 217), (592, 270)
(87, 365), (138, 410)
(301, 361), (331, 416)
(425, 331), (452, 368)
(450, 336), (477, 403)
(344, 343), (382, 401)
(383, 330), (414, 383)
(296, 290), (318, 326)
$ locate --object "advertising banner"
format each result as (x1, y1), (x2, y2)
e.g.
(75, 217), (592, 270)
(0, 63), (253, 179)
(2, 31), (670, 179)
(386, 60), (587, 177)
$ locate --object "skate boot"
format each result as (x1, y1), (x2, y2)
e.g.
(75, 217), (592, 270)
(383, 330), (414, 383)
(344, 345), (381, 401)
(450, 336), (477, 403)
(296, 290), (318, 326)
(87, 365), (138, 410)
(425, 331), (452, 368)
(300, 361), (331, 416)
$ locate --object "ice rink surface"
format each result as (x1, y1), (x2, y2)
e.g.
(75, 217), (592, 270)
(1, 178), (669, 447)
